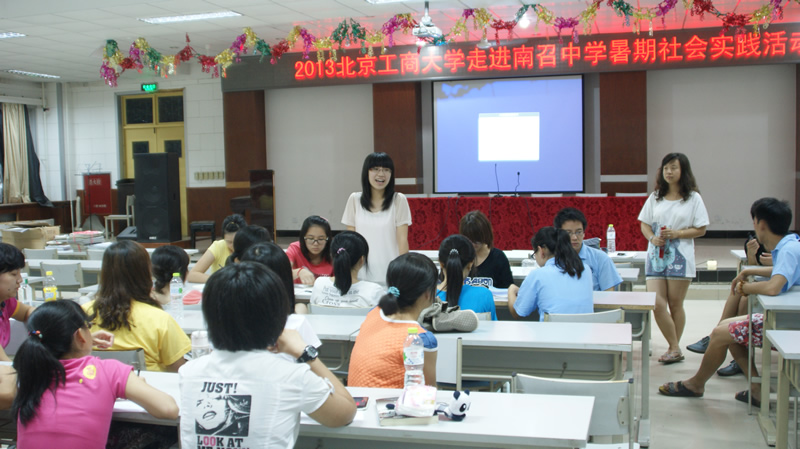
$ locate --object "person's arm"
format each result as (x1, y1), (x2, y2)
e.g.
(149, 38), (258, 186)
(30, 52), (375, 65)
(640, 221), (665, 247)
(91, 330), (114, 349)
(186, 250), (214, 283)
(346, 226), (355, 232)
(276, 329), (356, 427)
(165, 357), (186, 373)
(745, 238), (760, 265)
(423, 350), (437, 387)
(396, 224), (409, 255)
(660, 226), (706, 240)
(507, 284), (521, 319)
(737, 274), (787, 297)
(0, 365), (16, 410)
(295, 266), (315, 285)
(124, 372), (179, 419)
(11, 302), (34, 323)
(0, 346), (9, 363)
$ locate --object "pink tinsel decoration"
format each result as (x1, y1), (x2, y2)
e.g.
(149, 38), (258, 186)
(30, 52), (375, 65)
(100, 62), (118, 87)
(298, 28), (316, 59)
(655, 0), (678, 24)
(230, 33), (248, 62)
(554, 17), (580, 44)
(127, 44), (144, 71)
(770, 0), (784, 20)
(381, 15), (413, 48)
(462, 9), (475, 19)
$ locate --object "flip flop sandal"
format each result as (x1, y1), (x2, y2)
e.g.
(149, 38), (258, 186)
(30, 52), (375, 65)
(658, 351), (685, 364)
(658, 381), (703, 398)
(734, 390), (761, 408)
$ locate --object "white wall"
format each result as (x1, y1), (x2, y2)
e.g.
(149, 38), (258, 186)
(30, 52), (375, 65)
(265, 84), (374, 231)
(647, 64), (796, 230)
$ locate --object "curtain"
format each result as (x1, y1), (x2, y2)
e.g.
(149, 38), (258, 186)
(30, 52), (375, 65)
(2, 103), (30, 203)
(25, 106), (52, 207)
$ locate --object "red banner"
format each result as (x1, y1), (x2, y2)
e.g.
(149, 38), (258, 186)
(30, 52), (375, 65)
(83, 173), (112, 215)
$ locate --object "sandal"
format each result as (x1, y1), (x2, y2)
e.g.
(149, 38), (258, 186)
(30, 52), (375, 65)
(658, 351), (685, 364)
(658, 381), (703, 397)
(734, 390), (761, 408)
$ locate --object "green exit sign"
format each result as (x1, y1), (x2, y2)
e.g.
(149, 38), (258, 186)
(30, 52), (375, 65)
(141, 83), (158, 93)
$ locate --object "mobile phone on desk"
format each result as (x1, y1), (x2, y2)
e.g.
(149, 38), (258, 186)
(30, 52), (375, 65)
(354, 396), (369, 409)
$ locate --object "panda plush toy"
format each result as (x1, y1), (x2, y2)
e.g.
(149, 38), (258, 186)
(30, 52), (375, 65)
(436, 390), (471, 421)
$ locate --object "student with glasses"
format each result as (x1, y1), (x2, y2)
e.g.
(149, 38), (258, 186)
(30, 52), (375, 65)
(310, 231), (384, 308)
(342, 152), (412, 285)
(554, 207), (622, 292)
(286, 215), (334, 285)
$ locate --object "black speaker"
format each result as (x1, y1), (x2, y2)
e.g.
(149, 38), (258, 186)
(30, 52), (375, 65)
(134, 153), (181, 242)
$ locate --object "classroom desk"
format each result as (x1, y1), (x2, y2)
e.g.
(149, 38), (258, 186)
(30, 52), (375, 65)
(112, 372), (594, 449)
(510, 266), (640, 289)
(411, 249), (532, 265)
(756, 288), (800, 446)
(765, 330), (800, 449)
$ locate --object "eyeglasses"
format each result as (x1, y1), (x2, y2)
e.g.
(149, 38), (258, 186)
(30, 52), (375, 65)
(369, 167), (391, 174)
(304, 237), (329, 245)
(565, 230), (585, 237)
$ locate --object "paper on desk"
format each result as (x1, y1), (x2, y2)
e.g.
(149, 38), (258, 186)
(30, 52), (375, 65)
(300, 409), (365, 424)
(114, 399), (145, 413)
(488, 286), (508, 300)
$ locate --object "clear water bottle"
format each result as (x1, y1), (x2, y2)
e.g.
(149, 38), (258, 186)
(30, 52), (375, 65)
(169, 272), (184, 321)
(606, 224), (616, 254)
(43, 271), (58, 302)
(403, 328), (425, 386)
(20, 277), (34, 305)
(521, 256), (537, 268)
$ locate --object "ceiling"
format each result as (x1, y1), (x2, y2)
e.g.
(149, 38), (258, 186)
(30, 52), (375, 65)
(1, 0), (798, 84)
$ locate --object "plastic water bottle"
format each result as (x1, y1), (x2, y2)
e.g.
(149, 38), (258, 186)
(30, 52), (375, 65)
(403, 328), (425, 386)
(606, 224), (616, 254)
(43, 271), (58, 302)
(20, 277), (34, 305)
(169, 273), (184, 321)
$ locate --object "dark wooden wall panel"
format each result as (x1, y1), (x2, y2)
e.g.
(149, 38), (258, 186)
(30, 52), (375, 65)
(600, 182), (649, 194)
(373, 82), (423, 193)
(0, 201), (74, 233)
(223, 91), (266, 183)
(187, 187), (250, 239)
(599, 72), (647, 176)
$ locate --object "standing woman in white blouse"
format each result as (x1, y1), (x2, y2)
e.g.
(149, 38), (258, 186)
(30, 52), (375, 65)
(638, 153), (709, 365)
(342, 152), (412, 285)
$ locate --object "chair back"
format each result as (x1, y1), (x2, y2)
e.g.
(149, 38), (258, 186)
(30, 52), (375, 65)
(126, 195), (135, 225)
(87, 249), (105, 260)
(93, 349), (147, 372)
(511, 373), (634, 445)
(23, 248), (57, 259)
(39, 262), (85, 289)
(544, 308), (625, 324)
(308, 304), (372, 316)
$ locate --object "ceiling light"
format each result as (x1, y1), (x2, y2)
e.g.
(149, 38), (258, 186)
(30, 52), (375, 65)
(4, 70), (60, 79)
(364, 0), (407, 3)
(518, 15), (531, 29)
(476, 37), (492, 50)
(412, 2), (442, 40)
(0, 32), (25, 39)
(139, 11), (241, 24)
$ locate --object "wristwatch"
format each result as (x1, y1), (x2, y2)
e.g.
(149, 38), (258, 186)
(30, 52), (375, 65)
(296, 345), (319, 363)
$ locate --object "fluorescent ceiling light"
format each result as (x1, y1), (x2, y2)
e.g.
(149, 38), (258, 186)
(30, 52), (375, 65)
(4, 70), (60, 79)
(0, 32), (26, 39)
(364, 0), (408, 4)
(139, 11), (241, 24)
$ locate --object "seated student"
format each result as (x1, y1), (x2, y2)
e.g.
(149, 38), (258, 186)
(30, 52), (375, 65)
(508, 227), (593, 320)
(187, 214), (246, 283)
(179, 262), (355, 448)
(226, 224), (271, 265)
(12, 301), (178, 449)
(0, 242), (35, 362)
(150, 245), (190, 306)
(287, 215), (334, 284)
(310, 231), (384, 308)
(242, 242), (308, 314)
(660, 198), (800, 406)
(458, 210), (513, 289)
(553, 207), (622, 291)
(348, 253), (438, 388)
(437, 234), (497, 320)
(83, 241), (192, 372)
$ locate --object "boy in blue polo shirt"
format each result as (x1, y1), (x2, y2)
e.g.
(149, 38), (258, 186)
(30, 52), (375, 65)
(554, 208), (622, 291)
(659, 198), (800, 406)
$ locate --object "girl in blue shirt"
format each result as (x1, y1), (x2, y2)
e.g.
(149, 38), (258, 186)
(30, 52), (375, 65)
(508, 227), (593, 320)
(436, 234), (497, 320)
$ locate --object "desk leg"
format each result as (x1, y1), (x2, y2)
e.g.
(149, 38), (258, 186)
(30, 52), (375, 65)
(775, 356), (789, 449)
(757, 311), (776, 446)
(638, 310), (651, 448)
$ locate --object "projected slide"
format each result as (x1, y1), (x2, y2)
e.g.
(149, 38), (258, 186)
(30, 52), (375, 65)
(434, 76), (583, 193)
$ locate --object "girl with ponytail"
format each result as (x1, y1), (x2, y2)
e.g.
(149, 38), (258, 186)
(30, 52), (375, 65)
(508, 227), (593, 320)
(348, 253), (439, 388)
(310, 231), (384, 308)
(12, 301), (178, 448)
(437, 234), (497, 320)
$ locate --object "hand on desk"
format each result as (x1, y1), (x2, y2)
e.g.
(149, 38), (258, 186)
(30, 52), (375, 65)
(270, 329), (307, 360)
(298, 267), (315, 285)
(92, 330), (114, 349)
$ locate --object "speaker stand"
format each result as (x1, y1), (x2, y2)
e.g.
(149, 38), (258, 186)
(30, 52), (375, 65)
(80, 215), (104, 234)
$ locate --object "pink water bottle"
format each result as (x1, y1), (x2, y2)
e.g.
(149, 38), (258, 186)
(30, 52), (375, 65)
(659, 226), (667, 258)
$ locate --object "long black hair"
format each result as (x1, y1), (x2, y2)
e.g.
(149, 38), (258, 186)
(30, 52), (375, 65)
(359, 152), (395, 212)
(437, 234), (476, 308)
(12, 301), (90, 426)
(378, 253), (437, 316)
(298, 215), (332, 264)
(330, 231), (369, 295)
(654, 152), (699, 202)
(240, 242), (297, 315)
(151, 245), (190, 292)
(532, 227), (584, 278)
(227, 225), (271, 265)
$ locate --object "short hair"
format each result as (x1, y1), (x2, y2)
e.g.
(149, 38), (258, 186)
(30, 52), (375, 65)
(203, 262), (288, 351)
(222, 214), (247, 235)
(360, 152), (396, 212)
(299, 215), (332, 264)
(228, 225), (271, 264)
(750, 198), (792, 236)
(0, 243), (25, 274)
(459, 210), (494, 248)
(151, 246), (190, 292)
(553, 207), (587, 230)
(378, 253), (437, 316)
(240, 242), (296, 315)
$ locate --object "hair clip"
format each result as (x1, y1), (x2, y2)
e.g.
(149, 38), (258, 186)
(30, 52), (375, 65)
(449, 248), (459, 256)
(28, 330), (42, 339)
(388, 286), (400, 297)
(337, 247), (347, 255)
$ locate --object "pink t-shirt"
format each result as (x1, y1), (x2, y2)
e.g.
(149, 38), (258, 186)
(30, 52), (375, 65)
(0, 297), (18, 349)
(17, 356), (132, 449)
(286, 241), (333, 284)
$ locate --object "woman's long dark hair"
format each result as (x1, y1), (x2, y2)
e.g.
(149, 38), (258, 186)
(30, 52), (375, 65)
(330, 231), (369, 295)
(240, 242), (297, 315)
(227, 225), (271, 265)
(654, 152), (699, 201)
(151, 245), (190, 292)
(437, 234), (476, 308)
(378, 253), (437, 316)
(359, 152), (395, 212)
(298, 215), (332, 264)
(532, 227), (584, 278)
(92, 241), (161, 331)
(12, 301), (90, 426)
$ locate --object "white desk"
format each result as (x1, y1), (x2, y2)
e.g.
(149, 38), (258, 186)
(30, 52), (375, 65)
(112, 373), (593, 449)
(765, 330), (800, 449)
(608, 251), (646, 263)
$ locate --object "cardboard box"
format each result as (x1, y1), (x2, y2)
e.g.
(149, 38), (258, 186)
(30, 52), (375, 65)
(2, 222), (61, 250)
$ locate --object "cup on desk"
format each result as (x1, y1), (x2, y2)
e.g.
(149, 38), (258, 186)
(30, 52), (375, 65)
(191, 330), (212, 358)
